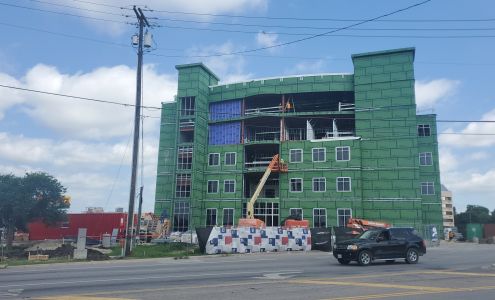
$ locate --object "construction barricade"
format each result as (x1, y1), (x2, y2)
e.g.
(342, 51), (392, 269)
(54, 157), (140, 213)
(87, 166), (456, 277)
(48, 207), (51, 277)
(200, 226), (311, 254)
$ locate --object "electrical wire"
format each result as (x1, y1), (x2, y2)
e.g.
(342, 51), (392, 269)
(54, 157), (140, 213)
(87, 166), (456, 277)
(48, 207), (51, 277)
(2, 83), (495, 128)
(146, 7), (495, 23)
(154, 0), (434, 57)
(154, 23), (495, 38)
(0, 84), (162, 110)
(27, 0), (125, 16)
(0, 2), (129, 24)
(0, 21), (131, 47)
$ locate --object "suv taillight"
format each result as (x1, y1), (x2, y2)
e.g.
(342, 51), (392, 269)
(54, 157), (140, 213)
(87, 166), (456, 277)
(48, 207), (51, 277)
(422, 240), (426, 248)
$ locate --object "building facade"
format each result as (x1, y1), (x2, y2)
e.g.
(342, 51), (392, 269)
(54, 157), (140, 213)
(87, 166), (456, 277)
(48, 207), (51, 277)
(441, 184), (455, 228)
(154, 47), (443, 232)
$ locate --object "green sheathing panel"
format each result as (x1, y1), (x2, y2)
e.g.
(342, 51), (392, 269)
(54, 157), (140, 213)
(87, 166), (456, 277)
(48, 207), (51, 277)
(279, 139), (363, 226)
(353, 48), (423, 227)
(154, 48), (442, 230)
(201, 144), (244, 226)
(162, 64), (220, 229)
(208, 74), (354, 102)
(417, 114), (443, 230)
(154, 102), (178, 216)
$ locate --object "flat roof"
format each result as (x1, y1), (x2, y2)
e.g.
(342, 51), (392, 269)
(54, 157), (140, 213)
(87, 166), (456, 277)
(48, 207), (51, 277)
(175, 63), (220, 82)
(351, 47), (415, 60)
(209, 72), (353, 88)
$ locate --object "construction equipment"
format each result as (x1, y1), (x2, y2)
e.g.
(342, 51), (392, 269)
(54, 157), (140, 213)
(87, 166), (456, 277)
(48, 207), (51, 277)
(346, 218), (391, 236)
(238, 154), (288, 228)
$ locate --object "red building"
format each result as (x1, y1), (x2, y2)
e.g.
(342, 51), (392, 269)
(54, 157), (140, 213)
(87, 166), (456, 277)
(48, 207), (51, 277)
(28, 213), (129, 240)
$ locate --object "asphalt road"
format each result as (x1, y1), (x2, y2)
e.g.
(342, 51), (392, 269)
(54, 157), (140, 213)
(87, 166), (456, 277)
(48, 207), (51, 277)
(1, 242), (495, 300)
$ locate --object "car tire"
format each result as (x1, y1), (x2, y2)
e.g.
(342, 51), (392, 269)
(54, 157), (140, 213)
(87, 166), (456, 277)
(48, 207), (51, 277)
(357, 250), (372, 266)
(338, 259), (351, 265)
(385, 260), (395, 264)
(405, 248), (419, 264)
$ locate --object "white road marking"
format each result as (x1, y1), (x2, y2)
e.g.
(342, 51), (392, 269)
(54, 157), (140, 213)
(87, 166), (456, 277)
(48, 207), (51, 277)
(0, 269), (299, 289)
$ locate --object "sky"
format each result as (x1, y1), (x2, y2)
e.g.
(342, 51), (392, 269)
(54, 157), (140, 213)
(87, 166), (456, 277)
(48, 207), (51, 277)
(0, 0), (494, 214)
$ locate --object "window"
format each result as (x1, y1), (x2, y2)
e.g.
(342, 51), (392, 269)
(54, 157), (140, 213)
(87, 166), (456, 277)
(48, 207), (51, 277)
(312, 148), (326, 162)
(336, 146), (350, 161)
(336, 177), (351, 192)
(177, 146), (193, 170)
(208, 153), (220, 166)
(421, 182), (435, 195)
(312, 177), (326, 192)
(242, 202), (279, 226)
(207, 180), (219, 193)
(180, 96), (195, 116)
(289, 178), (303, 192)
(223, 208), (234, 226)
(418, 124), (431, 137)
(289, 149), (303, 163)
(206, 208), (217, 226)
(289, 208), (303, 219)
(175, 174), (191, 198)
(225, 152), (236, 166)
(224, 179), (236, 193)
(173, 201), (190, 232)
(337, 208), (352, 227)
(313, 208), (327, 227)
(419, 152), (433, 166)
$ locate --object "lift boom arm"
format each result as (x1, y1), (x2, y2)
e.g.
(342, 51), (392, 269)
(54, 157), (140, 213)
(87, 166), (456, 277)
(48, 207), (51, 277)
(246, 154), (280, 219)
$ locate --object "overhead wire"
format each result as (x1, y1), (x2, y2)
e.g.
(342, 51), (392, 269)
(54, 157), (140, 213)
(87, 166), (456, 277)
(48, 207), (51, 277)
(0, 2), (129, 24)
(146, 7), (495, 23)
(156, 0), (434, 56)
(3, 82), (495, 125)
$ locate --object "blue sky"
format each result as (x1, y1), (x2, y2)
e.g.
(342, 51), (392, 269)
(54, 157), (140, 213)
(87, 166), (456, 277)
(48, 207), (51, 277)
(0, 0), (494, 213)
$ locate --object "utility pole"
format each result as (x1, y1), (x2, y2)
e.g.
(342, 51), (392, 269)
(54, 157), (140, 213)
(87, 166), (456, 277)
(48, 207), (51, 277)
(125, 6), (149, 256)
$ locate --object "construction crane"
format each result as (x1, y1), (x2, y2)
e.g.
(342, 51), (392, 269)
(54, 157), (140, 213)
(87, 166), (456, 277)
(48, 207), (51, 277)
(238, 154), (288, 228)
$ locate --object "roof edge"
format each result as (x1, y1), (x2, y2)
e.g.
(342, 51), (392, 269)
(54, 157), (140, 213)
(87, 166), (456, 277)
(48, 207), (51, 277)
(175, 63), (220, 81)
(351, 47), (415, 60)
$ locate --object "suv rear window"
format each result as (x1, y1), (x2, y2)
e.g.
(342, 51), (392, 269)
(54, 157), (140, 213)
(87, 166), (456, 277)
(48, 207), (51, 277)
(390, 228), (420, 238)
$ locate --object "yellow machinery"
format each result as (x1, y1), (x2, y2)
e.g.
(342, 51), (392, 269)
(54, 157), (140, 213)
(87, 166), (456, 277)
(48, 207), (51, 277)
(238, 154), (288, 228)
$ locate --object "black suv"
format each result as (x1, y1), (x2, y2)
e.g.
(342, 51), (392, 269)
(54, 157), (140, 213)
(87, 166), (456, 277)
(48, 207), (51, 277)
(333, 228), (426, 266)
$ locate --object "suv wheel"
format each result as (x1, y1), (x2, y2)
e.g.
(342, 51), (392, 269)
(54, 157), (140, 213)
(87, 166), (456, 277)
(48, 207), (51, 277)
(338, 259), (350, 265)
(405, 248), (419, 264)
(357, 250), (372, 266)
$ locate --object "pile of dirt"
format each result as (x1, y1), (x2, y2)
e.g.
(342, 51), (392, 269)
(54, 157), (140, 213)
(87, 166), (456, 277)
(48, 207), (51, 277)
(4, 246), (28, 259)
(43, 244), (74, 258)
(87, 248), (110, 261)
(7, 244), (110, 261)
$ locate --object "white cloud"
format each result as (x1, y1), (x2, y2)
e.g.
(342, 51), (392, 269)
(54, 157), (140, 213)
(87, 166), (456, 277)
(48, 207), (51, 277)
(0, 64), (176, 140)
(186, 42), (253, 84)
(440, 108), (495, 148)
(415, 79), (459, 110)
(255, 31), (280, 51)
(285, 59), (327, 75)
(439, 148), (458, 173)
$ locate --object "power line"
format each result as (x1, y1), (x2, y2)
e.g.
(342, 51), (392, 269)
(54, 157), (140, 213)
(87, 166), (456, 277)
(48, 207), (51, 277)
(151, 15), (495, 32)
(3, 83), (495, 125)
(0, 2), (128, 24)
(155, 0), (433, 57)
(146, 7), (495, 23)
(155, 24), (495, 38)
(0, 21), (131, 47)
(27, 0), (125, 16)
(68, 0), (132, 10)
(0, 84), (161, 110)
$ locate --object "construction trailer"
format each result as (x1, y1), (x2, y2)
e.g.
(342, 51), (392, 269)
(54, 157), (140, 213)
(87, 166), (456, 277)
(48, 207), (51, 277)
(154, 47), (443, 234)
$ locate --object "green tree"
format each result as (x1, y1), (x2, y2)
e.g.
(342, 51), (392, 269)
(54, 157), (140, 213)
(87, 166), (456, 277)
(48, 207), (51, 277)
(0, 172), (69, 247)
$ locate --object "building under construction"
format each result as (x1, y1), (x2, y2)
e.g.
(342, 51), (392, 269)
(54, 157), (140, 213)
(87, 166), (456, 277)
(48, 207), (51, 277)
(154, 47), (443, 232)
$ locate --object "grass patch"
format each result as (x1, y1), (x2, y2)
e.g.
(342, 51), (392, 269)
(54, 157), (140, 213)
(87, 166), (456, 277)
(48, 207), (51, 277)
(1, 257), (85, 267)
(111, 243), (201, 259)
